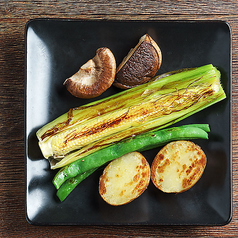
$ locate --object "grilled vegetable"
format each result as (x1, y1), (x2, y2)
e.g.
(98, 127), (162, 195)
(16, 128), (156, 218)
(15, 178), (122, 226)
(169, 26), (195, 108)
(151, 140), (207, 193)
(99, 152), (150, 206)
(63, 47), (116, 99)
(114, 34), (162, 89)
(56, 168), (97, 202)
(37, 64), (226, 169)
(53, 124), (210, 190)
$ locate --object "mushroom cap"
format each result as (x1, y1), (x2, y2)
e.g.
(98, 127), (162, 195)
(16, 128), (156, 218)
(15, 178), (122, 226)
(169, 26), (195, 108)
(64, 47), (116, 99)
(114, 34), (162, 89)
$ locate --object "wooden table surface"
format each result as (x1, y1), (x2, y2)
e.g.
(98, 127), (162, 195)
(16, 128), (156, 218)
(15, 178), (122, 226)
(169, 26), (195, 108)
(1, 1), (238, 237)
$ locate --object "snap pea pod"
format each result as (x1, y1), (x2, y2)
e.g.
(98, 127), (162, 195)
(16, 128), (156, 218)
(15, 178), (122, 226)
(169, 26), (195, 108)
(53, 124), (209, 190)
(56, 168), (97, 202)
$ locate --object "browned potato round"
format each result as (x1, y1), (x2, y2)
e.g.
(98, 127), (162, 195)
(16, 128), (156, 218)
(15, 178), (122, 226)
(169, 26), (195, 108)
(151, 141), (206, 193)
(99, 152), (150, 206)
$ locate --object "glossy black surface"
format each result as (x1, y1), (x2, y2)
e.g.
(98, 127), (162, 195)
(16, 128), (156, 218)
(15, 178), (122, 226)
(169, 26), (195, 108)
(25, 19), (232, 225)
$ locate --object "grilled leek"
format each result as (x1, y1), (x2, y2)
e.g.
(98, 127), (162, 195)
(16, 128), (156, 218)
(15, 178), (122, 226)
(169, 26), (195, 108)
(37, 64), (226, 168)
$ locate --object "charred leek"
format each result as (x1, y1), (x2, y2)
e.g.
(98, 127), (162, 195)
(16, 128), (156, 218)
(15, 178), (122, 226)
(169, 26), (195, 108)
(37, 64), (226, 169)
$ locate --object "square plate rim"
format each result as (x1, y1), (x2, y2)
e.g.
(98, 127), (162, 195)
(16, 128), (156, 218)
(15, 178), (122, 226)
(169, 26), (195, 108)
(24, 18), (233, 226)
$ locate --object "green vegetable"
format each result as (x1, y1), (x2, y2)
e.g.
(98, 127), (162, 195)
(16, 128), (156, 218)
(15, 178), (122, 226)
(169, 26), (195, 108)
(53, 124), (210, 190)
(56, 168), (97, 202)
(37, 64), (225, 170)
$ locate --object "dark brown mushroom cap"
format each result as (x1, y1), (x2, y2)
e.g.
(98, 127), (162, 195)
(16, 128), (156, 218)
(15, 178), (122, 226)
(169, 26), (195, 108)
(114, 34), (162, 89)
(64, 47), (116, 99)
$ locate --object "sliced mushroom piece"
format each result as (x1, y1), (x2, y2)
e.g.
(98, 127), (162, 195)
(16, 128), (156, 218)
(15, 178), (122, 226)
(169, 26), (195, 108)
(64, 47), (116, 99)
(114, 34), (162, 89)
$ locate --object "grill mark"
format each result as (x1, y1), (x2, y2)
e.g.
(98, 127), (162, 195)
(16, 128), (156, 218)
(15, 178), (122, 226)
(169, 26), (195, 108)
(41, 109), (74, 140)
(63, 109), (131, 145)
(182, 167), (201, 188)
(62, 86), (216, 146)
(63, 103), (152, 145)
(40, 94), (144, 140)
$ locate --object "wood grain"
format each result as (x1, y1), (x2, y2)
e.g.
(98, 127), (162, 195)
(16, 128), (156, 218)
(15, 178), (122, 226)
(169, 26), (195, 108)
(1, 0), (238, 16)
(0, 1), (238, 237)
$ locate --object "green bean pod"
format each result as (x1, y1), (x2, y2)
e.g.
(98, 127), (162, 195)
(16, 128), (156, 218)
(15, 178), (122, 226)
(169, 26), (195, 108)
(56, 168), (97, 202)
(53, 124), (209, 190)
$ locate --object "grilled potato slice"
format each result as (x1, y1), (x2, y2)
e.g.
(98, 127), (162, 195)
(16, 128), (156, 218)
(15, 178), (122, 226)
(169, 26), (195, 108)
(99, 152), (150, 206)
(151, 140), (206, 193)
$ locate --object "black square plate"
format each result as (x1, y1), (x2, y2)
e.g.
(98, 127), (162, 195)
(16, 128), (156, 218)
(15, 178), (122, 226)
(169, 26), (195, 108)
(25, 19), (232, 225)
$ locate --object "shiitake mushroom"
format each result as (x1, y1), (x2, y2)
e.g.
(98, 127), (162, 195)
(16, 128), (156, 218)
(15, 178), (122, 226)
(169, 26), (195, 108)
(64, 47), (116, 99)
(114, 34), (162, 89)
